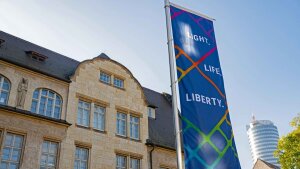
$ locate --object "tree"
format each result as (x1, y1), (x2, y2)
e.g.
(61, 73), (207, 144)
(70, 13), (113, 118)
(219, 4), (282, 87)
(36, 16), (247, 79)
(274, 113), (300, 169)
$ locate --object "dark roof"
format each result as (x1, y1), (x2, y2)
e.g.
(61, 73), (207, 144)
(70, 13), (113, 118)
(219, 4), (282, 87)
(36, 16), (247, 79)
(97, 53), (110, 59)
(0, 31), (80, 82)
(143, 87), (177, 150)
(0, 31), (176, 150)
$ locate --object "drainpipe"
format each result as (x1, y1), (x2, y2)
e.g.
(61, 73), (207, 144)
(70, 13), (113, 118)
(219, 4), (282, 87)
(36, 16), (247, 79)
(149, 145), (155, 169)
(146, 139), (155, 169)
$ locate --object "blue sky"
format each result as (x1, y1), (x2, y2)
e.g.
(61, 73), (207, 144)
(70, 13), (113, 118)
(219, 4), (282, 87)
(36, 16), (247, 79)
(0, 1), (299, 168)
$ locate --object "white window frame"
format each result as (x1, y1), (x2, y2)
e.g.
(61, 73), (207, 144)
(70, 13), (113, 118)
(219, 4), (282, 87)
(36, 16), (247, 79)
(116, 112), (127, 137)
(0, 75), (10, 105)
(116, 155), (141, 169)
(77, 100), (91, 127)
(31, 88), (62, 119)
(100, 72), (111, 84)
(74, 147), (89, 169)
(130, 158), (140, 169)
(40, 140), (59, 169)
(130, 116), (140, 140)
(116, 155), (127, 169)
(147, 107), (156, 119)
(0, 132), (24, 169)
(93, 105), (106, 131)
(113, 77), (124, 89)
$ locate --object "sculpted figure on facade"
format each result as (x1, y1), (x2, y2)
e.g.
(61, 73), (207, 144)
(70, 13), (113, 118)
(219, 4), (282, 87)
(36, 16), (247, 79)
(16, 78), (28, 108)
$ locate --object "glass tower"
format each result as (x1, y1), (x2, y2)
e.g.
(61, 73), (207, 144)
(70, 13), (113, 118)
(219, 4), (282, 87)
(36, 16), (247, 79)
(246, 116), (280, 167)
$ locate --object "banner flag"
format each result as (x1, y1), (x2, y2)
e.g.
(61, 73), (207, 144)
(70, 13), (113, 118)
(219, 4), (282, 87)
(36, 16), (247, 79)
(169, 4), (241, 169)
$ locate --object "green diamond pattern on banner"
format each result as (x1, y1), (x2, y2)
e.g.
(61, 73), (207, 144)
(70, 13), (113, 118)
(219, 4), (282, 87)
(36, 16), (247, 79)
(182, 113), (239, 169)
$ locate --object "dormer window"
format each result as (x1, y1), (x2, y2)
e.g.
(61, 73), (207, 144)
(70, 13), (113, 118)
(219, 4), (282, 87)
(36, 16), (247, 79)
(26, 51), (48, 62)
(0, 39), (5, 47)
(148, 107), (156, 119)
(0, 39), (5, 45)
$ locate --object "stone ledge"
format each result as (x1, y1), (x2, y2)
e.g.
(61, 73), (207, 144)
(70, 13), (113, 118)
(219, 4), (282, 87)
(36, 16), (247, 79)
(0, 104), (72, 127)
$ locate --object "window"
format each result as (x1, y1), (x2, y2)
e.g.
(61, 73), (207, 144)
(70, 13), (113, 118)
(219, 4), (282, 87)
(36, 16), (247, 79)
(0, 133), (24, 169)
(26, 51), (48, 62)
(116, 112), (141, 139)
(130, 116), (140, 140)
(0, 75), (10, 105)
(93, 105), (105, 131)
(130, 158), (140, 169)
(116, 155), (126, 169)
(113, 77), (124, 89)
(116, 112), (127, 136)
(147, 107), (155, 119)
(100, 72), (111, 84)
(77, 100), (91, 127)
(40, 140), (59, 169)
(116, 155), (141, 169)
(74, 147), (88, 169)
(0, 39), (5, 46)
(31, 89), (62, 119)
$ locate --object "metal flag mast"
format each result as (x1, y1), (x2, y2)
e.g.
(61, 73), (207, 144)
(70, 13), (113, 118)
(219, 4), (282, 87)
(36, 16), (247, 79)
(164, 0), (184, 169)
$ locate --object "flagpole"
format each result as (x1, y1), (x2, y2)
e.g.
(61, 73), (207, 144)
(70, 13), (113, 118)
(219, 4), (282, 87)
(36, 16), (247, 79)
(164, 0), (184, 169)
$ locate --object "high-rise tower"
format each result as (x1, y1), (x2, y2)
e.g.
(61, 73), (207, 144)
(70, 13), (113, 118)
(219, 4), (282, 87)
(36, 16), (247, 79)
(246, 116), (280, 167)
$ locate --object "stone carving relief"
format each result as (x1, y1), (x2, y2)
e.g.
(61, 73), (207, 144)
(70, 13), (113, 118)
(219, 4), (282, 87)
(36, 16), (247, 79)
(16, 78), (28, 109)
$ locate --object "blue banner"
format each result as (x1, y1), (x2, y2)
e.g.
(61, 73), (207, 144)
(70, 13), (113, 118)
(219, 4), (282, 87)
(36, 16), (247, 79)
(170, 4), (241, 169)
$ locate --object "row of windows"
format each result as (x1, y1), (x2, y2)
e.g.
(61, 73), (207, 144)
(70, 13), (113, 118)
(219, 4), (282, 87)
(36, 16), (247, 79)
(250, 128), (278, 132)
(0, 132), (23, 169)
(254, 138), (279, 143)
(100, 72), (124, 89)
(250, 141), (277, 147)
(31, 89), (62, 119)
(254, 143), (278, 149)
(248, 131), (278, 137)
(116, 155), (140, 169)
(0, 71), (125, 107)
(249, 126), (278, 132)
(0, 75), (156, 122)
(250, 134), (279, 140)
(249, 130), (279, 137)
(77, 100), (140, 140)
(0, 72), (125, 119)
(0, 131), (141, 169)
(249, 129), (278, 137)
(0, 75), (63, 120)
(251, 139), (279, 146)
(256, 151), (277, 158)
(255, 146), (277, 152)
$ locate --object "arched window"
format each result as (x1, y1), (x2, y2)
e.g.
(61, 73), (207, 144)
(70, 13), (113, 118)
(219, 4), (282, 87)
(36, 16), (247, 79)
(0, 75), (10, 105)
(31, 88), (62, 119)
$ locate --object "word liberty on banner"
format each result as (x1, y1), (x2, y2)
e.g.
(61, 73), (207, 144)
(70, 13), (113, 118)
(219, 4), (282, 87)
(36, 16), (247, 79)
(169, 3), (241, 169)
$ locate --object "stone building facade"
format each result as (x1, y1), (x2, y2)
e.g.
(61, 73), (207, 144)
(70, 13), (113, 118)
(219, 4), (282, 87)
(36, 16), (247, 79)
(253, 159), (280, 169)
(0, 31), (180, 169)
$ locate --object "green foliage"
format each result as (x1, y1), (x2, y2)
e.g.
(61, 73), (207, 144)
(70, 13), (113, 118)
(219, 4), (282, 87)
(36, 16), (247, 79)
(274, 114), (300, 169)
